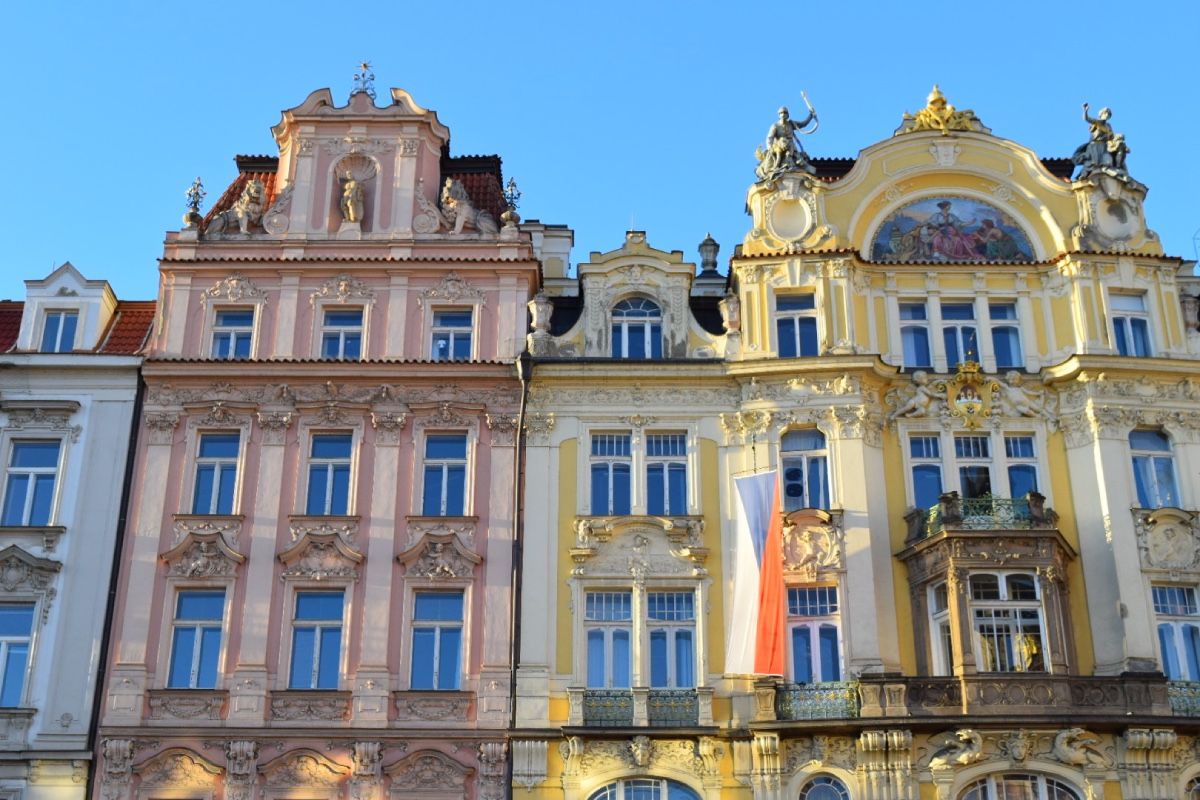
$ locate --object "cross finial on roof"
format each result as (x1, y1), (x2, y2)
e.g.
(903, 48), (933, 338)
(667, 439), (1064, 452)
(352, 61), (376, 100)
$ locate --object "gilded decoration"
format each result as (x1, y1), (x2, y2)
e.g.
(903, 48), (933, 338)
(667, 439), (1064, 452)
(896, 86), (988, 136)
(872, 196), (1032, 263)
(942, 361), (1000, 429)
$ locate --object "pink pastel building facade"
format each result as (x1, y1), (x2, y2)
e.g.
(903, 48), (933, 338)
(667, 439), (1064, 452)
(96, 87), (568, 800)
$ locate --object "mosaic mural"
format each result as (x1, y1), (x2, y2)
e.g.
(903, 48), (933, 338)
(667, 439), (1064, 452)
(871, 196), (1033, 263)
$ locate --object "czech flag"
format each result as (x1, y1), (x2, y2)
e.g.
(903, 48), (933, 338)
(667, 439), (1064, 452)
(726, 471), (786, 676)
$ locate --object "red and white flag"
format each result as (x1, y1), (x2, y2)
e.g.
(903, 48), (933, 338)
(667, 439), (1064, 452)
(726, 471), (786, 676)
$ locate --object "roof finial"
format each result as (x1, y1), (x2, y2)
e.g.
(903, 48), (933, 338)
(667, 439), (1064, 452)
(183, 177), (206, 229)
(352, 61), (376, 100)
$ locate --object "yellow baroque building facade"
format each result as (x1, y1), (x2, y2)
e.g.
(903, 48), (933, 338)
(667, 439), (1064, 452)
(513, 90), (1200, 800)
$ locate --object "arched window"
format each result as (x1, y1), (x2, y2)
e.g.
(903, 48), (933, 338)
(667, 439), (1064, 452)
(1187, 776), (1200, 799)
(959, 774), (1080, 800)
(612, 298), (663, 358)
(798, 775), (850, 800)
(588, 778), (699, 800)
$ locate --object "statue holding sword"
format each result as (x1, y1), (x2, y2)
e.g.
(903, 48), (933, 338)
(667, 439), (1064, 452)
(755, 92), (820, 182)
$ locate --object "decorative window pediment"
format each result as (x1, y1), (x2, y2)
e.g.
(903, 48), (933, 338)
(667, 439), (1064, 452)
(404, 516), (477, 549)
(259, 748), (349, 789)
(200, 272), (269, 305)
(383, 750), (473, 796)
(411, 402), (482, 432)
(417, 272), (486, 308)
(0, 400), (82, 442)
(184, 401), (254, 431)
(1134, 507), (1200, 578)
(783, 509), (844, 580)
(398, 533), (481, 582)
(0, 545), (62, 621)
(279, 529), (363, 582)
(133, 747), (223, 789)
(161, 528), (246, 578)
(310, 273), (376, 306)
(570, 516), (708, 579)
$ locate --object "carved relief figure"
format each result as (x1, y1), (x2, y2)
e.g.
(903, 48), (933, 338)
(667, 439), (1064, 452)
(996, 372), (1055, 419)
(628, 736), (652, 768)
(928, 729), (983, 769)
(340, 173), (365, 222)
(1052, 728), (1105, 767)
(887, 371), (945, 419)
(207, 179), (266, 235)
(441, 178), (499, 235)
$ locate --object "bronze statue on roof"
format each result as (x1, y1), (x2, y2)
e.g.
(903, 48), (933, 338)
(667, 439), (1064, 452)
(755, 95), (819, 182)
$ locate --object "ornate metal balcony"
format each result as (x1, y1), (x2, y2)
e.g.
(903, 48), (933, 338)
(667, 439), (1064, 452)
(1168, 680), (1200, 716)
(580, 689), (634, 727)
(905, 492), (1057, 543)
(647, 689), (698, 726)
(570, 687), (712, 727)
(772, 681), (860, 720)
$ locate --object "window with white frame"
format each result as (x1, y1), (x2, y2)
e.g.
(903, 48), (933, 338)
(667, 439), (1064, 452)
(647, 591), (695, 688)
(288, 591), (343, 689)
(776, 294), (819, 358)
(1154, 585), (1200, 680)
(941, 301), (979, 366)
(788, 586), (842, 683)
(1130, 430), (1180, 509)
(955, 434), (993, 499)
(2, 441), (61, 526)
(211, 308), (254, 359)
(588, 779), (700, 800)
(900, 302), (931, 368)
(908, 432), (1041, 509)
(0, 604), (34, 706)
(611, 298), (662, 359)
(798, 776), (851, 800)
(970, 573), (1046, 672)
(431, 309), (472, 361)
(191, 433), (239, 515)
(305, 434), (353, 515)
(781, 429), (830, 512)
(929, 581), (953, 675)
(167, 590), (224, 689)
(591, 433), (632, 516)
(40, 311), (78, 353)
(909, 435), (944, 510)
(959, 774), (1080, 800)
(421, 434), (468, 516)
(1110, 293), (1152, 356)
(988, 302), (1023, 369)
(646, 433), (687, 516)
(320, 308), (363, 360)
(410, 591), (463, 690)
(585, 591), (633, 688)
(1005, 435), (1039, 499)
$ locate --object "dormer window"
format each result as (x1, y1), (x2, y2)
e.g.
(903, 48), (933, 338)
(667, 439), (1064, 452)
(611, 298), (662, 358)
(40, 311), (78, 353)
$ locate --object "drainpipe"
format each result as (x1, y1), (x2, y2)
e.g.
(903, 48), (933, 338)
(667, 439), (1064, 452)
(507, 350), (533, 798)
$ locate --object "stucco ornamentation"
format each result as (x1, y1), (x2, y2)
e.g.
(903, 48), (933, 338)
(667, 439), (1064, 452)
(413, 177), (449, 233)
(927, 730), (984, 769)
(782, 510), (844, 579)
(162, 531), (245, 578)
(101, 739), (134, 800)
(1052, 728), (1108, 767)
(223, 741), (260, 800)
(405, 518), (476, 549)
(476, 742), (507, 800)
(383, 750), (473, 792)
(399, 534), (481, 580)
(268, 698), (351, 723)
(523, 412), (555, 445)
(569, 518), (706, 579)
(207, 180), (265, 236)
(256, 411), (294, 444)
(260, 748), (349, 786)
(201, 272), (269, 305)
(0, 547), (60, 622)
(785, 735), (858, 773)
(394, 695), (469, 722)
(279, 532), (363, 582)
(262, 184), (294, 234)
(2, 406), (82, 442)
(189, 401), (252, 430)
(371, 411), (407, 445)
(147, 691), (224, 720)
(310, 273), (376, 306)
(485, 413), (518, 446)
(720, 410), (776, 445)
(134, 748), (224, 789)
(418, 271), (486, 307)
(886, 371), (947, 422)
(441, 179), (499, 236)
(1134, 508), (1200, 577)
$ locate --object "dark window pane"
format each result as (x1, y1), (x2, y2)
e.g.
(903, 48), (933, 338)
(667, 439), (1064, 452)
(296, 593), (343, 620)
(311, 435), (352, 459)
(414, 593), (463, 621)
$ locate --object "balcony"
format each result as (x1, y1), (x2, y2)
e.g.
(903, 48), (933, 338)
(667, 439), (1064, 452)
(568, 687), (713, 727)
(772, 681), (860, 720)
(905, 492), (1057, 543)
(1168, 681), (1200, 716)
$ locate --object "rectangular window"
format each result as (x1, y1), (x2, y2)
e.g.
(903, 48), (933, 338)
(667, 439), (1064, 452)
(954, 435), (993, 499)
(40, 311), (78, 353)
(929, 582), (953, 675)
(585, 591), (633, 688)
(900, 303), (931, 368)
(0, 605), (34, 706)
(1111, 293), (1152, 357)
(781, 430), (829, 512)
(970, 573), (1045, 672)
(648, 591), (695, 688)
(2, 441), (61, 526)
(591, 433), (632, 516)
(909, 435), (943, 510)
(788, 586), (841, 683)
(431, 310), (473, 361)
(422, 434), (468, 516)
(1004, 435), (1038, 498)
(168, 591), (224, 689)
(411, 592), (463, 690)
(192, 434), (239, 514)
(211, 308), (254, 359)
(321, 309), (363, 360)
(289, 592), (343, 689)
(776, 295), (819, 358)
(941, 302), (979, 367)
(306, 434), (352, 515)
(1130, 430), (1180, 509)
(1154, 585), (1200, 680)
(645, 433), (687, 516)
(989, 303), (1023, 369)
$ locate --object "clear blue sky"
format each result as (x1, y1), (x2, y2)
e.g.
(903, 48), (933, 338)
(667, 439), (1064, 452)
(2, 1), (1196, 302)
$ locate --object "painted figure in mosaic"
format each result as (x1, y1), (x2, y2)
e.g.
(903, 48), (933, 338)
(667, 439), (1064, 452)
(928, 201), (979, 260)
(976, 219), (1024, 260)
(340, 174), (364, 223)
(755, 106), (817, 181)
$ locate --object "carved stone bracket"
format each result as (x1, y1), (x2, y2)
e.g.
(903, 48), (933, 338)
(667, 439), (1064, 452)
(223, 740), (260, 800)
(162, 525), (246, 578)
(279, 529), (363, 582)
(511, 740), (548, 790)
(398, 533), (481, 581)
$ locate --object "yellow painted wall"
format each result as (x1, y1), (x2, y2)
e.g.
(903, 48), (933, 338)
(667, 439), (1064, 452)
(700, 438), (724, 675)
(556, 437), (578, 678)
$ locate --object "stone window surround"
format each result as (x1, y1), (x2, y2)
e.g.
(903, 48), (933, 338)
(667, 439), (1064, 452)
(577, 420), (700, 518)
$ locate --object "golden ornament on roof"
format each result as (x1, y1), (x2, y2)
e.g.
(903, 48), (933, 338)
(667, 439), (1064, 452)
(900, 85), (983, 136)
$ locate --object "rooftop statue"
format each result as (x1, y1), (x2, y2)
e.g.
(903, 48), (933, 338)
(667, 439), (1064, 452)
(206, 178), (265, 236)
(1072, 103), (1131, 181)
(755, 96), (819, 182)
(897, 85), (986, 135)
(441, 178), (499, 236)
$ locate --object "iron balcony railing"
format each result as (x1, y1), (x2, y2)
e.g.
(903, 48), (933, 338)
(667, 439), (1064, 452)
(580, 688), (701, 726)
(775, 681), (860, 720)
(906, 492), (1057, 542)
(1168, 681), (1200, 716)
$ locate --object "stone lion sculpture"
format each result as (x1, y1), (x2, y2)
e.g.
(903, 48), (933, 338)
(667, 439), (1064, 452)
(207, 179), (266, 235)
(441, 178), (498, 235)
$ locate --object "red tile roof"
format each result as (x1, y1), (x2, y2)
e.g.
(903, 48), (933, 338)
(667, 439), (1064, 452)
(0, 301), (22, 353)
(96, 301), (156, 354)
